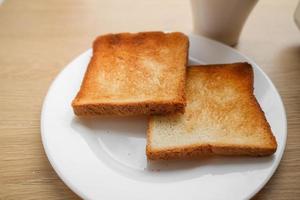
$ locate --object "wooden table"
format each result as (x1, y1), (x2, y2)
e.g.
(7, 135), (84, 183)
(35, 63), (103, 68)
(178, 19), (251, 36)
(0, 0), (299, 199)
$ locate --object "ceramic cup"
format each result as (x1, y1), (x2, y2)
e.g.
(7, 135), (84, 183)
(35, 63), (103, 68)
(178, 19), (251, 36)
(190, 0), (258, 46)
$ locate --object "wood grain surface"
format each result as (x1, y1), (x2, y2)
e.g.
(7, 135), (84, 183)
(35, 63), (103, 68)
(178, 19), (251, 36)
(0, 0), (299, 199)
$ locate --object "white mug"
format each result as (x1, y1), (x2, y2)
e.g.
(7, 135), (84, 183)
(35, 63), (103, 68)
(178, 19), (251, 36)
(190, 0), (258, 46)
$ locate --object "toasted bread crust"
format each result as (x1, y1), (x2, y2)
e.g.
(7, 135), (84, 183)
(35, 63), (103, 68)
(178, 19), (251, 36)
(146, 144), (276, 160)
(147, 63), (277, 160)
(72, 101), (185, 116)
(72, 31), (188, 116)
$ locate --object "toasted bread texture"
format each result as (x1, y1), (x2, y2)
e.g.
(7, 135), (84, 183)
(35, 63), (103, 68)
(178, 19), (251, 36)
(72, 32), (189, 116)
(147, 63), (277, 160)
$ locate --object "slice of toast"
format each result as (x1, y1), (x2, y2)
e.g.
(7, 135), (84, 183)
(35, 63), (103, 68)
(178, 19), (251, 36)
(72, 32), (189, 116)
(147, 63), (277, 160)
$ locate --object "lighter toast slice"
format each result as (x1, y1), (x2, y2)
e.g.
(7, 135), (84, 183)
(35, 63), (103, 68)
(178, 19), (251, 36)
(147, 63), (277, 160)
(72, 32), (188, 116)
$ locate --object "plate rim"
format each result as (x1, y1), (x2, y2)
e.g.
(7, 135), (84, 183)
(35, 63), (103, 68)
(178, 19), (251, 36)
(188, 34), (287, 199)
(40, 34), (287, 200)
(41, 49), (93, 200)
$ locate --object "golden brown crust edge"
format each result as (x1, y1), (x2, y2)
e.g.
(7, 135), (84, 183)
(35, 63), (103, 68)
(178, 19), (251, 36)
(240, 62), (277, 154)
(92, 31), (189, 54)
(250, 96), (278, 151)
(146, 144), (277, 160)
(72, 101), (185, 116)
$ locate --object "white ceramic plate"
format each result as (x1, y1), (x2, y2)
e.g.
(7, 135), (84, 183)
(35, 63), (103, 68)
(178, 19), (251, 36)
(41, 34), (287, 200)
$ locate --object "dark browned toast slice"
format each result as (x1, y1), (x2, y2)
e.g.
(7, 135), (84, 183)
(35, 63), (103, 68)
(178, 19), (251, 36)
(72, 32), (189, 116)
